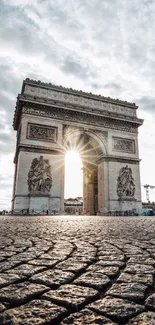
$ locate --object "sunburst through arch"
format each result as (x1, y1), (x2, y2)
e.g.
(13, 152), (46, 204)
(63, 129), (105, 215)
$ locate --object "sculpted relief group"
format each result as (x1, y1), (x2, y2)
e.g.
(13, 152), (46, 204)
(12, 78), (143, 215)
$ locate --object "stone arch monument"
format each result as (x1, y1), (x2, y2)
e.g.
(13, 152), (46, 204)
(12, 78), (143, 214)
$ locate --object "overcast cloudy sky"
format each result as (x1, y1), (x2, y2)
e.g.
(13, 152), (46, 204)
(0, 0), (155, 210)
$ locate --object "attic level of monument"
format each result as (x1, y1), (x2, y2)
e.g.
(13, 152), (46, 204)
(23, 78), (137, 107)
(13, 79), (143, 131)
(12, 78), (143, 215)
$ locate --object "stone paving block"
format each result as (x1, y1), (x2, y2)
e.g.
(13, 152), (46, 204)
(74, 271), (111, 290)
(98, 253), (125, 262)
(117, 272), (153, 286)
(87, 265), (119, 278)
(42, 284), (99, 310)
(127, 311), (155, 324)
(89, 296), (144, 322)
(71, 254), (96, 263)
(5, 264), (46, 277)
(30, 269), (75, 288)
(55, 259), (87, 273)
(97, 259), (125, 267)
(128, 256), (155, 265)
(60, 308), (117, 324)
(145, 293), (155, 311)
(28, 258), (58, 267)
(0, 251), (16, 258)
(0, 302), (6, 312)
(0, 299), (67, 325)
(0, 281), (49, 306)
(0, 261), (23, 272)
(39, 251), (70, 260)
(107, 282), (147, 302)
(0, 274), (22, 288)
(125, 263), (155, 274)
(9, 253), (39, 262)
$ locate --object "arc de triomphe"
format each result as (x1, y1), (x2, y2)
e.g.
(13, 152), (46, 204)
(12, 78), (143, 214)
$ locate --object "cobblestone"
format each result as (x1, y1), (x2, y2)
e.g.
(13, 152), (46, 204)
(0, 299), (67, 324)
(0, 215), (155, 324)
(42, 284), (99, 310)
(60, 308), (117, 324)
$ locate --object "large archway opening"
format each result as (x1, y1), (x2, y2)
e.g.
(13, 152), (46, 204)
(65, 150), (83, 199)
(64, 129), (105, 215)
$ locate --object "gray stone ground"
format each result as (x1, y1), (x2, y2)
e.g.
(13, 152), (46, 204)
(0, 215), (155, 325)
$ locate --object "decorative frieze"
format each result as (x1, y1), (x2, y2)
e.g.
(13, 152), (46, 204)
(23, 105), (138, 133)
(113, 137), (135, 153)
(28, 156), (52, 193)
(24, 83), (137, 117)
(117, 165), (135, 199)
(27, 123), (57, 142)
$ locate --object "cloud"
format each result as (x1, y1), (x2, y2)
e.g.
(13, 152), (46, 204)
(135, 96), (155, 115)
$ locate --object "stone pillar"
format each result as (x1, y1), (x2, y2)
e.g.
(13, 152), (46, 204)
(88, 182), (95, 215)
(83, 167), (89, 214)
(98, 161), (109, 214)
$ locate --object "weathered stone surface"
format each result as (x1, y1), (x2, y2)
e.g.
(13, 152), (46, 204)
(30, 269), (74, 288)
(5, 264), (46, 277)
(87, 265), (119, 278)
(74, 271), (111, 290)
(117, 272), (153, 286)
(28, 259), (58, 267)
(125, 263), (155, 274)
(107, 282), (147, 302)
(127, 311), (155, 324)
(60, 308), (117, 324)
(0, 299), (67, 325)
(42, 284), (98, 310)
(145, 293), (155, 311)
(0, 274), (22, 288)
(0, 215), (155, 324)
(97, 259), (125, 267)
(128, 256), (155, 265)
(89, 296), (144, 321)
(56, 259), (87, 273)
(0, 302), (6, 312)
(0, 281), (49, 305)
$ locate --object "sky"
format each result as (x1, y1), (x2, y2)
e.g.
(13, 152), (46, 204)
(0, 0), (155, 210)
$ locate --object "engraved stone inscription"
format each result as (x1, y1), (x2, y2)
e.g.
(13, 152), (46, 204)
(27, 123), (57, 142)
(28, 156), (52, 193)
(117, 165), (135, 199)
(113, 137), (135, 153)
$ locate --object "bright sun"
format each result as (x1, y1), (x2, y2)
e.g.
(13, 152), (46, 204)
(65, 150), (83, 199)
(65, 150), (81, 162)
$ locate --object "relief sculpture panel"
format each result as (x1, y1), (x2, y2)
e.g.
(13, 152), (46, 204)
(113, 137), (135, 153)
(28, 156), (52, 193)
(117, 165), (135, 199)
(27, 123), (57, 142)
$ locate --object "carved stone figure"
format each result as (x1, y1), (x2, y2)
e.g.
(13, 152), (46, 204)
(117, 165), (135, 198)
(28, 156), (52, 193)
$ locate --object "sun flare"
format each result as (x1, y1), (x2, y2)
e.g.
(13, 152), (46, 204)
(65, 150), (82, 163)
(65, 150), (83, 199)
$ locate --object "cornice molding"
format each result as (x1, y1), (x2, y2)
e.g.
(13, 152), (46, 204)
(14, 104), (141, 135)
(13, 94), (143, 129)
(97, 155), (140, 165)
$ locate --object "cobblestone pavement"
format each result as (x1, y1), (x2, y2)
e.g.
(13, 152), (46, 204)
(0, 215), (155, 324)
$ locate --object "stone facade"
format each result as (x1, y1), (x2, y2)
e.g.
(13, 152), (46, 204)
(12, 78), (143, 214)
